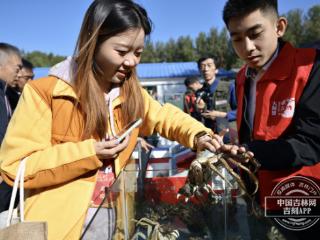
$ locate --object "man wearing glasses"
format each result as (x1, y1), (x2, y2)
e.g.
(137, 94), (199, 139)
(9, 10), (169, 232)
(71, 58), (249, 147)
(196, 56), (237, 143)
(17, 58), (34, 93)
(6, 58), (35, 111)
(0, 42), (22, 213)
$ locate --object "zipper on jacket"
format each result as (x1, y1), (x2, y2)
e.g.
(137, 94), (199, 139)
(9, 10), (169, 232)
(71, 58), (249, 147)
(242, 93), (253, 141)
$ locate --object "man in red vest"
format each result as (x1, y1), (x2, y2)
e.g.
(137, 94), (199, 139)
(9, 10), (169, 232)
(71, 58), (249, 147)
(223, 0), (320, 238)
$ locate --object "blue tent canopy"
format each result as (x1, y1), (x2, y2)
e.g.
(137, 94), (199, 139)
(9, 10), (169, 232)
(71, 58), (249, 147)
(34, 62), (236, 80)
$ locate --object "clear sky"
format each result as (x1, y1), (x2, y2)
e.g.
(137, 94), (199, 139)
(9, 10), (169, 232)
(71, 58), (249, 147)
(1, 0), (319, 56)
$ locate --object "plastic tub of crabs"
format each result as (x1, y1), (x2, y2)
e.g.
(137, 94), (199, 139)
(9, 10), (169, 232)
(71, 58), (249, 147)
(116, 150), (268, 240)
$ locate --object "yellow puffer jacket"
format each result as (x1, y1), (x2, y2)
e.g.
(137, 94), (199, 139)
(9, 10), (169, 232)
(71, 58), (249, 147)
(0, 76), (211, 239)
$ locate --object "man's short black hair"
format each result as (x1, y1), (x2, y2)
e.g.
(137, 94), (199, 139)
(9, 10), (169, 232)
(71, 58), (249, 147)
(22, 58), (34, 70)
(223, 0), (279, 27)
(184, 76), (199, 87)
(197, 56), (216, 69)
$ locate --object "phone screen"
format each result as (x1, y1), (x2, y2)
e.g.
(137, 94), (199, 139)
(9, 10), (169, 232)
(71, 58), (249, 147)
(116, 118), (142, 143)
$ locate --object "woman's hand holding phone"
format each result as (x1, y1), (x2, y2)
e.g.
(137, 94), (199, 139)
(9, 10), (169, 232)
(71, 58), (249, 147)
(94, 118), (142, 160)
(94, 135), (130, 160)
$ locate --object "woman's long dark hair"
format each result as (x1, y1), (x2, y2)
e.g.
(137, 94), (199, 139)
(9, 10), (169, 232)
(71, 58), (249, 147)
(73, 0), (152, 139)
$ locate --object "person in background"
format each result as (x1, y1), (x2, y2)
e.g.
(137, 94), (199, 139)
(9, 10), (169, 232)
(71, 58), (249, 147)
(16, 58), (34, 93)
(223, 0), (320, 238)
(197, 56), (237, 142)
(196, 57), (219, 110)
(0, 42), (22, 212)
(5, 58), (34, 111)
(196, 56), (227, 132)
(0, 1), (246, 239)
(0, 42), (22, 140)
(183, 76), (203, 121)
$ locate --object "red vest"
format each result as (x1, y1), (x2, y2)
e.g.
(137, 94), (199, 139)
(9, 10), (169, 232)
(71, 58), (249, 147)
(236, 43), (320, 208)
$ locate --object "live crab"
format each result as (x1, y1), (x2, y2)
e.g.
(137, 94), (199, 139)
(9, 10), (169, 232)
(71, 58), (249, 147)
(177, 150), (260, 202)
(131, 217), (179, 240)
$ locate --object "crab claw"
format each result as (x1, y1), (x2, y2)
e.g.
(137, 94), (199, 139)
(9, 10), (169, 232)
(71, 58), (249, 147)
(203, 185), (210, 193)
(176, 193), (181, 199)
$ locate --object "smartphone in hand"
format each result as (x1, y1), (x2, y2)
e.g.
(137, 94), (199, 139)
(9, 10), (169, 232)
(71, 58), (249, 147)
(115, 118), (142, 144)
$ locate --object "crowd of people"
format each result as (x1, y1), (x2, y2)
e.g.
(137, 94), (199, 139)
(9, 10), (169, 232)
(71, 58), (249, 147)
(0, 0), (319, 239)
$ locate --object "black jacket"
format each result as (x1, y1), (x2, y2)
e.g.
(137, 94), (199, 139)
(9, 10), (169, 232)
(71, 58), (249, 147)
(0, 80), (17, 213)
(0, 80), (9, 145)
(5, 86), (20, 111)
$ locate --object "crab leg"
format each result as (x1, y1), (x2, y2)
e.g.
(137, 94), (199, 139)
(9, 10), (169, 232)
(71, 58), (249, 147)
(218, 157), (249, 196)
(226, 157), (259, 195)
(207, 158), (234, 188)
(247, 156), (261, 173)
(233, 152), (261, 173)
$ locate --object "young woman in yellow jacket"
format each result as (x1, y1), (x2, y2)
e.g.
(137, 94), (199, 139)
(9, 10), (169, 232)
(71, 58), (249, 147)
(0, 0), (246, 239)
